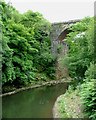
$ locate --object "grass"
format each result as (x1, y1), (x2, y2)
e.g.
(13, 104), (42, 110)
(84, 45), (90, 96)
(55, 86), (84, 118)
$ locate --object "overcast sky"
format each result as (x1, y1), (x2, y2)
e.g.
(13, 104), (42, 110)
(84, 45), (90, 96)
(5, 0), (95, 23)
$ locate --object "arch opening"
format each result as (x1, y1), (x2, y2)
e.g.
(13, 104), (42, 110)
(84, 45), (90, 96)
(58, 28), (70, 42)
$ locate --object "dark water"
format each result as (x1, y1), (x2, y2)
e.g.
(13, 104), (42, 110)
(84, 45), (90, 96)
(2, 83), (68, 118)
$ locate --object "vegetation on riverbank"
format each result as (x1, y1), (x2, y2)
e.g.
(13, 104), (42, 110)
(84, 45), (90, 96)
(1, 1), (56, 92)
(54, 86), (84, 118)
(1, 1), (96, 119)
(1, 79), (70, 97)
(55, 17), (96, 120)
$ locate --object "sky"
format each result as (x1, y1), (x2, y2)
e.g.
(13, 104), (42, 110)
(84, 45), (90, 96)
(5, 0), (95, 23)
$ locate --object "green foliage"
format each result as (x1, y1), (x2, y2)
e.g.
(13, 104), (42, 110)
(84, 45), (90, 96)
(85, 63), (96, 80)
(57, 44), (64, 54)
(1, 1), (56, 87)
(65, 17), (94, 80)
(80, 79), (96, 120)
(65, 17), (96, 119)
(80, 63), (96, 120)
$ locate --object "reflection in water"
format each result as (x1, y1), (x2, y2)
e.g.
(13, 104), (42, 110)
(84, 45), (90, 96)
(2, 83), (68, 118)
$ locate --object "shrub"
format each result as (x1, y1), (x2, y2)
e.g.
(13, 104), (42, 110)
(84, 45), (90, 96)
(80, 79), (96, 120)
(80, 63), (96, 120)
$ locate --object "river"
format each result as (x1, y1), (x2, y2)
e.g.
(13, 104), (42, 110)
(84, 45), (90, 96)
(2, 83), (68, 118)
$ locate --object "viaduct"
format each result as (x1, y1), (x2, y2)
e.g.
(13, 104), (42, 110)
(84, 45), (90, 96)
(50, 19), (80, 55)
(50, 19), (81, 80)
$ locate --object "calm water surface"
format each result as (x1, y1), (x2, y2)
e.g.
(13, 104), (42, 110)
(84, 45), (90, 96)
(2, 83), (68, 118)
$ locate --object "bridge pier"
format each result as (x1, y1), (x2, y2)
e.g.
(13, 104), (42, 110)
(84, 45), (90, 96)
(50, 19), (80, 80)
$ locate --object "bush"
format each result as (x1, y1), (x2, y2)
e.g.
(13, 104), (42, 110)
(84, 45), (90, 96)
(80, 79), (96, 120)
(65, 17), (94, 80)
(80, 63), (96, 120)
(1, 1), (56, 88)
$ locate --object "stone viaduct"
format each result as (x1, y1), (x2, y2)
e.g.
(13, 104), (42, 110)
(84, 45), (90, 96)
(50, 19), (81, 80)
(50, 19), (80, 55)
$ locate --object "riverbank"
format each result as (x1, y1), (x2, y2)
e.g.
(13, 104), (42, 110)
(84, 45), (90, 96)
(1, 78), (71, 97)
(53, 88), (84, 118)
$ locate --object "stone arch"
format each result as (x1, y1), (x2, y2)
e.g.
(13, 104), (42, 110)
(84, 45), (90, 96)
(58, 27), (70, 42)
